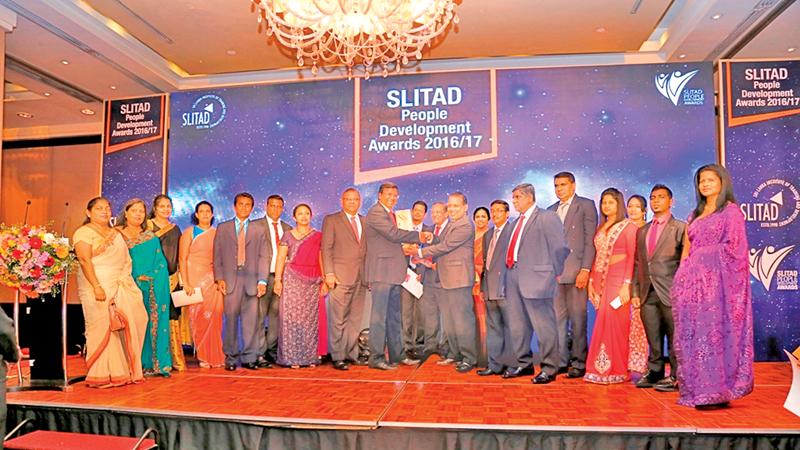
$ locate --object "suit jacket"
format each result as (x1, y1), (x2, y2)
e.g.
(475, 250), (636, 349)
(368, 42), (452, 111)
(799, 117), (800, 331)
(213, 218), (269, 296)
(0, 308), (19, 382)
(500, 207), (569, 299)
(631, 216), (686, 306)
(252, 217), (292, 274)
(420, 214), (474, 290)
(321, 211), (367, 286)
(480, 222), (513, 300)
(364, 202), (422, 284)
(547, 195), (598, 284)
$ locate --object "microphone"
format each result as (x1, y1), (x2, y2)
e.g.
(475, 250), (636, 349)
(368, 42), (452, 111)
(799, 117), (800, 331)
(61, 202), (70, 235)
(23, 200), (31, 224)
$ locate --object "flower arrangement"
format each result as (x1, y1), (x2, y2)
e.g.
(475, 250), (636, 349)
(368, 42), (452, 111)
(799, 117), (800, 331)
(0, 223), (75, 296)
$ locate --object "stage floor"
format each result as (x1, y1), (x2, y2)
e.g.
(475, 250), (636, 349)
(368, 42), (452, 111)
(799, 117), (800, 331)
(7, 358), (800, 434)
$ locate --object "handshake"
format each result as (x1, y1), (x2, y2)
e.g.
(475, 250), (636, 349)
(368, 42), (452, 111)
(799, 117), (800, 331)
(402, 243), (420, 256)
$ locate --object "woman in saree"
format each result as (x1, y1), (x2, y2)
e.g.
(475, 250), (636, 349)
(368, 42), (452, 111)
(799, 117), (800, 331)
(273, 204), (328, 368)
(584, 188), (638, 384)
(118, 198), (172, 376)
(147, 194), (187, 371)
(626, 194), (649, 376)
(472, 206), (490, 368)
(671, 164), (753, 409)
(73, 197), (147, 388)
(178, 201), (225, 368)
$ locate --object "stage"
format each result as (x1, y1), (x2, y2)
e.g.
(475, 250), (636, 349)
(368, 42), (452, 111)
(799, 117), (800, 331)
(6, 358), (800, 449)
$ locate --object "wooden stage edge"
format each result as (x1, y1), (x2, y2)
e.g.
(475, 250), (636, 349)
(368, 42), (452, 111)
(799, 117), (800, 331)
(8, 358), (800, 435)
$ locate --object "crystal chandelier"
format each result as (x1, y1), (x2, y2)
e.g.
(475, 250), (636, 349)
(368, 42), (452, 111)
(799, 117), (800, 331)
(252, 0), (459, 77)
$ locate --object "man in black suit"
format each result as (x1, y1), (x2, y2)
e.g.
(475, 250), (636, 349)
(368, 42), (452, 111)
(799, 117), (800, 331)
(548, 171), (597, 378)
(632, 184), (686, 392)
(0, 308), (19, 441)
(400, 200), (429, 361)
(477, 199), (513, 376)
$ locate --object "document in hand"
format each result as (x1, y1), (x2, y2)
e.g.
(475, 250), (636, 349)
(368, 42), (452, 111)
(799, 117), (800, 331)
(171, 287), (203, 307)
(395, 209), (414, 231)
(609, 296), (623, 310)
(402, 267), (424, 299)
(784, 349), (800, 417)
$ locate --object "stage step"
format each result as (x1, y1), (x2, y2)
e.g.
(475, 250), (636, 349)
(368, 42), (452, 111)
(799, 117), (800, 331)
(4, 430), (157, 449)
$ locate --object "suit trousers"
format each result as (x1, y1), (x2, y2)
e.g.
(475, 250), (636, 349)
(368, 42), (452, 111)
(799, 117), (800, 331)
(223, 273), (260, 366)
(554, 282), (588, 370)
(328, 281), (367, 362)
(641, 286), (677, 376)
(441, 286), (478, 366)
(400, 286), (424, 356)
(505, 266), (559, 375)
(420, 285), (452, 359)
(368, 282), (404, 365)
(485, 298), (511, 372)
(258, 273), (281, 361)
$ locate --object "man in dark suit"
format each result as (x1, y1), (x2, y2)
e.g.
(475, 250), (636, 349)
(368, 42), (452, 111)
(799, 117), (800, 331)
(364, 182), (428, 370)
(548, 171), (597, 378)
(213, 193), (270, 371)
(321, 188), (368, 370)
(410, 192), (476, 372)
(417, 202), (452, 362)
(400, 200), (429, 361)
(632, 184), (686, 392)
(501, 183), (568, 384)
(253, 194), (292, 365)
(477, 199), (513, 376)
(0, 308), (20, 441)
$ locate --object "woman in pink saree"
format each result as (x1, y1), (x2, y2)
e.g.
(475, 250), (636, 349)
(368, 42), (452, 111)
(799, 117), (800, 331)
(179, 201), (225, 368)
(73, 197), (148, 388)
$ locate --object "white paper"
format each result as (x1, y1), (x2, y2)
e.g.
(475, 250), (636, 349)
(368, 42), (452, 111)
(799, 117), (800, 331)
(395, 209), (414, 231)
(171, 287), (203, 307)
(784, 349), (800, 417)
(401, 268), (424, 299)
(609, 296), (623, 310)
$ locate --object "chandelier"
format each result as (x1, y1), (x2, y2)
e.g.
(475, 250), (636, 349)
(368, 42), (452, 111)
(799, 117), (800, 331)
(252, 0), (459, 77)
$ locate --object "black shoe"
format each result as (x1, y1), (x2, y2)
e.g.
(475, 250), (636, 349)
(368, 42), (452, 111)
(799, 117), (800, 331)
(455, 362), (474, 373)
(400, 357), (421, 366)
(369, 361), (397, 371)
(332, 360), (350, 371)
(502, 366), (533, 379)
(351, 357), (369, 366)
(532, 372), (555, 384)
(224, 363), (236, 371)
(695, 402), (730, 410)
(556, 366), (569, 375)
(242, 362), (259, 370)
(567, 367), (585, 378)
(477, 368), (502, 376)
(257, 358), (273, 369)
(653, 376), (678, 392)
(635, 370), (664, 388)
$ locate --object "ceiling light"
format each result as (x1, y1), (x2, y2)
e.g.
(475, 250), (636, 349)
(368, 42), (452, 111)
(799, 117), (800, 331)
(678, 54), (687, 59)
(80, 108), (95, 116)
(253, 0), (459, 77)
(60, 59), (69, 65)
(110, 85), (117, 90)
(711, 14), (722, 20)
(595, 27), (607, 33)
(16, 112), (33, 119)
(226, 49), (237, 56)
(43, 92), (51, 96)
(789, 47), (796, 52)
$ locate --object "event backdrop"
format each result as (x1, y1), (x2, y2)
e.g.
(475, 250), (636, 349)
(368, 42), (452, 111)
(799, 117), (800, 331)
(166, 63), (715, 231)
(721, 59), (800, 360)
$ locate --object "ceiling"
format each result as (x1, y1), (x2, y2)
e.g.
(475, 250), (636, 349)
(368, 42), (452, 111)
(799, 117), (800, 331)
(2, 0), (799, 139)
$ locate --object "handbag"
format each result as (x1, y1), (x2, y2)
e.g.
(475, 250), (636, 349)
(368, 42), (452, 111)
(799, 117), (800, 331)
(108, 299), (126, 331)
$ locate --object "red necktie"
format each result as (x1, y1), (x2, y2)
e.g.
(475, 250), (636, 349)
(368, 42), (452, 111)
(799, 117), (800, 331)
(434, 225), (441, 236)
(349, 215), (360, 243)
(237, 221), (246, 266)
(272, 221), (280, 250)
(505, 214), (525, 268)
(647, 220), (660, 257)
(389, 210), (397, 225)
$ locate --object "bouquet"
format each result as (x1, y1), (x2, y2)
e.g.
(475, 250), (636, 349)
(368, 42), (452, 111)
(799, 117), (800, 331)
(0, 223), (75, 296)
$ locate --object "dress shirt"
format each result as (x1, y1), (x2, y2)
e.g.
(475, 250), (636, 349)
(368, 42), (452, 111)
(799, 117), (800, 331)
(509, 204), (534, 263)
(345, 212), (363, 240)
(647, 214), (671, 256)
(556, 194), (575, 223)
(267, 217), (284, 273)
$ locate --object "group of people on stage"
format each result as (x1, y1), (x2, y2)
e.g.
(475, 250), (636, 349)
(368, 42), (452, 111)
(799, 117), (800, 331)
(73, 163), (753, 409)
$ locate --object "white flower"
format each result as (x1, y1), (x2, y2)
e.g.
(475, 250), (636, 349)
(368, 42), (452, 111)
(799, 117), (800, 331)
(58, 237), (69, 246)
(44, 233), (56, 244)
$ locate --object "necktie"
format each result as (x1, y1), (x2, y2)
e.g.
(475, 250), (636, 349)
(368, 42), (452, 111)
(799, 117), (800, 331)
(505, 214), (525, 268)
(272, 221), (280, 250)
(647, 220), (660, 257)
(486, 227), (500, 269)
(434, 225), (441, 236)
(557, 202), (568, 223)
(389, 210), (397, 226)
(349, 215), (360, 243)
(237, 221), (246, 266)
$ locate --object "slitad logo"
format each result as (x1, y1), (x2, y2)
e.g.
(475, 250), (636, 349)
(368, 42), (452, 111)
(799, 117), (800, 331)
(181, 94), (226, 129)
(741, 178), (800, 228)
(655, 69), (700, 106)
(749, 245), (795, 290)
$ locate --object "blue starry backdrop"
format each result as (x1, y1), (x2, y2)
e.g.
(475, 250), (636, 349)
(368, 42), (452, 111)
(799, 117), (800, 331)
(723, 60), (800, 361)
(102, 138), (164, 214)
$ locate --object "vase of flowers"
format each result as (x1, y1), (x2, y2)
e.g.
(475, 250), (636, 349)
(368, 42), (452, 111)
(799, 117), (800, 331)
(0, 223), (75, 296)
